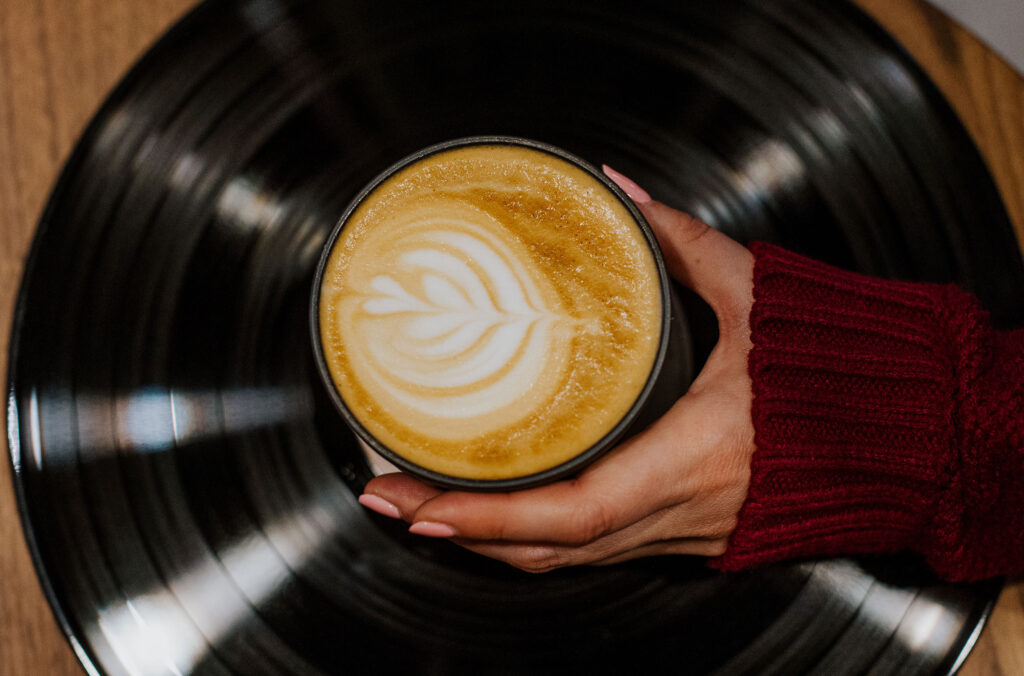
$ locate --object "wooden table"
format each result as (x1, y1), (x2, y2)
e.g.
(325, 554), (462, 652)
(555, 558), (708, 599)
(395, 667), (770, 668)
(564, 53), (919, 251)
(1, 1), (1021, 674)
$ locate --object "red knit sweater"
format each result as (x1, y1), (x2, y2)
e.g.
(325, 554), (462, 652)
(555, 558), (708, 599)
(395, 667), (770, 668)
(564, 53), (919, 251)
(714, 243), (1024, 582)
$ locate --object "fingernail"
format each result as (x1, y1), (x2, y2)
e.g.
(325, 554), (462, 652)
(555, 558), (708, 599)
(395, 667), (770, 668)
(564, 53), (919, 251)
(358, 494), (402, 519)
(409, 521), (457, 538)
(602, 165), (651, 203)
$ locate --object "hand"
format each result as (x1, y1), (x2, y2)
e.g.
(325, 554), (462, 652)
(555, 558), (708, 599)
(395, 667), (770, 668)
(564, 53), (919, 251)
(358, 167), (757, 572)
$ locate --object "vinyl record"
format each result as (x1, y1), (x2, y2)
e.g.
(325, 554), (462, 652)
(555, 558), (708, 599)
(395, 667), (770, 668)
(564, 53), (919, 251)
(8, 0), (1022, 674)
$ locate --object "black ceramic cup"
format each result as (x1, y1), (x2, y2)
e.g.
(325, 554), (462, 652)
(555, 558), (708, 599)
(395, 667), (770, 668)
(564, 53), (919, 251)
(311, 136), (691, 491)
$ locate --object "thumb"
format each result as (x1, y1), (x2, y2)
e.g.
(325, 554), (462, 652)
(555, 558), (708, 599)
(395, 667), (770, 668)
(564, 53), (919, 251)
(603, 166), (753, 320)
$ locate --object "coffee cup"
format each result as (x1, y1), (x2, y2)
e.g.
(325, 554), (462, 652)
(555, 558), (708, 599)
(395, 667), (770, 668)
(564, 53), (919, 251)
(311, 136), (690, 490)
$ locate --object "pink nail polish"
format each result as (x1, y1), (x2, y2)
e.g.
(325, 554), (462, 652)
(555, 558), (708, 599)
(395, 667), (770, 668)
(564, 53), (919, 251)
(409, 521), (457, 538)
(358, 494), (402, 519)
(602, 165), (651, 204)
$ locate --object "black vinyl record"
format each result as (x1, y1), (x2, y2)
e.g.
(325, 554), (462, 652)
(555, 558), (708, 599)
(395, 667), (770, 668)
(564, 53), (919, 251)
(7, 0), (1023, 674)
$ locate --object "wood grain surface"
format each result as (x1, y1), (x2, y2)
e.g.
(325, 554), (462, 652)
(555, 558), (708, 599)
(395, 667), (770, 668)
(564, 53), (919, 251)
(1, 1), (1021, 674)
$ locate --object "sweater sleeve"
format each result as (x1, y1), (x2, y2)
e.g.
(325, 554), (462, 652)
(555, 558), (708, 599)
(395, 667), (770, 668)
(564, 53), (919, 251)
(712, 242), (1024, 582)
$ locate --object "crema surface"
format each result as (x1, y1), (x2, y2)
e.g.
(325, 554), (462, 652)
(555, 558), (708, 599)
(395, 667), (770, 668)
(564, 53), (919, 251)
(319, 145), (661, 479)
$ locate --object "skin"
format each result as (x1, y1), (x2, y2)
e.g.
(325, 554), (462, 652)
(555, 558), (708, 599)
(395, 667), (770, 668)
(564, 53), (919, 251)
(359, 168), (757, 572)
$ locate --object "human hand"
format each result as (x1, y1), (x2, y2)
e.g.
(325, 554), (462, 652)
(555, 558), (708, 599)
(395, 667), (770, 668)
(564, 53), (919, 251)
(358, 167), (757, 572)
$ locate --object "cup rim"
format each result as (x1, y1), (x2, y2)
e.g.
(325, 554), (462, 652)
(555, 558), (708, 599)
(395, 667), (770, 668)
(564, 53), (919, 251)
(310, 135), (672, 491)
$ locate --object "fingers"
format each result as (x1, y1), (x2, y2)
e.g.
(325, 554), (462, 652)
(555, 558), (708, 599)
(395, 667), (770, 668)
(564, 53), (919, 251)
(361, 473), (442, 519)
(360, 391), (747, 545)
(372, 400), (704, 544)
(358, 396), (748, 572)
(602, 167), (754, 332)
(445, 496), (733, 572)
(402, 473), (643, 545)
(361, 471), (620, 543)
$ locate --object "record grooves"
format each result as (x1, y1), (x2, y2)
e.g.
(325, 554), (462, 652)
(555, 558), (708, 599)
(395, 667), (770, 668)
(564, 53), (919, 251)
(7, 0), (1020, 674)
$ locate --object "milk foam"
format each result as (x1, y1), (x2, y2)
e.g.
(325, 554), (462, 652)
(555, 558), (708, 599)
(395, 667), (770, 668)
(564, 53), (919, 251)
(358, 223), (563, 413)
(318, 144), (662, 480)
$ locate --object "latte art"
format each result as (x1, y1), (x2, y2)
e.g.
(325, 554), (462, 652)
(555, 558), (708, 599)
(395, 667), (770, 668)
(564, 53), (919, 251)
(318, 144), (663, 480)
(355, 220), (574, 423)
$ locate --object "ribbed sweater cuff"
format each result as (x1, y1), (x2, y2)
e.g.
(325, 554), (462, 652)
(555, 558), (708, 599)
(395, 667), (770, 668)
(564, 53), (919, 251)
(714, 243), (960, 571)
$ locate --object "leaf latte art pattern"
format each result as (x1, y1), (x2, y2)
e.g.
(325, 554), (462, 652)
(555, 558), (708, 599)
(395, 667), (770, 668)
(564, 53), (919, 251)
(318, 144), (663, 480)
(352, 223), (572, 426)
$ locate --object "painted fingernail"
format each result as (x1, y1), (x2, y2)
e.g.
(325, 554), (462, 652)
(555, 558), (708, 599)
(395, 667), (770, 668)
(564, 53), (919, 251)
(358, 494), (402, 519)
(409, 521), (457, 538)
(602, 165), (651, 204)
